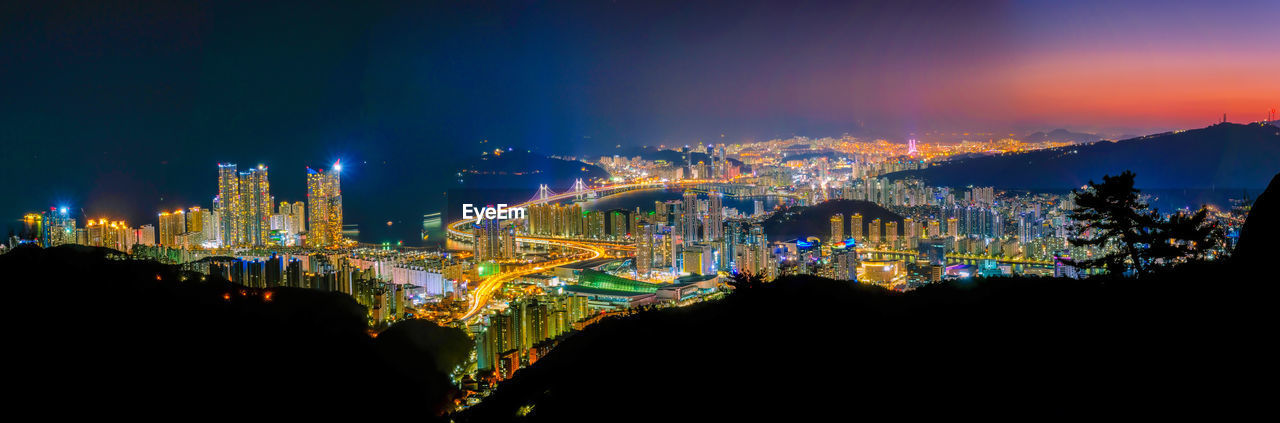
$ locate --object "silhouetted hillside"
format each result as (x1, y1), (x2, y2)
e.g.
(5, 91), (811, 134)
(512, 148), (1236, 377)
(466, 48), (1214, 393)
(1234, 173), (1280, 267)
(0, 245), (467, 419)
(889, 123), (1280, 189)
(1025, 128), (1102, 143)
(461, 271), (1267, 421)
(763, 199), (904, 242)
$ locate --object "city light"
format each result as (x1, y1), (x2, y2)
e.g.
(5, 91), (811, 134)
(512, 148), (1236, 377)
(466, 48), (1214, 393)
(2, 2), (1272, 415)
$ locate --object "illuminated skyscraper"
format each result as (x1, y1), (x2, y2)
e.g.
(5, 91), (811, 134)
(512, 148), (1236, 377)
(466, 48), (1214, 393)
(609, 210), (628, 239)
(682, 191), (699, 244)
(473, 218), (500, 260)
(203, 210), (220, 247)
(158, 210), (185, 246)
(217, 163), (241, 246)
(886, 221), (898, 246)
(636, 223), (654, 276)
(706, 191), (723, 241)
(851, 213), (863, 241)
(35, 207), (77, 247)
(187, 206), (209, 246)
(830, 213), (844, 243)
(238, 165), (271, 246)
(306, 163), (343, 248)
(290, 201), (305, 235)
(136, 224), (156, 247)
(501, 222), (517, 259)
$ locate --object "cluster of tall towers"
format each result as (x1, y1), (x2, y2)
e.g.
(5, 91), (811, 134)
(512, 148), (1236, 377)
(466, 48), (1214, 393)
(211, 162), (343, 248)
(216, 163), (272, 247)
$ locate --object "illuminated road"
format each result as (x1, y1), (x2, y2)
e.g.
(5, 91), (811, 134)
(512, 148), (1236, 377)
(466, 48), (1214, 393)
(455, 241), (605, 322)
(448, 180), (720, 322)
(449, 178), (767, 323)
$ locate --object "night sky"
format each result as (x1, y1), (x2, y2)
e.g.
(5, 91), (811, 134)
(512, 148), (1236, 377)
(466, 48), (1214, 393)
(2, 0), (1276, 243)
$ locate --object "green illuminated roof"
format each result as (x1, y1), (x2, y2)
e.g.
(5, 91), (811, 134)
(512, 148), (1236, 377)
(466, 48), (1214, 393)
(577, 269), (660, 294)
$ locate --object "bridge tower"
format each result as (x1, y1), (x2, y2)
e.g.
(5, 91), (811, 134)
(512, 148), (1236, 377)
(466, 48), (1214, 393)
(535, 184), (555, 201)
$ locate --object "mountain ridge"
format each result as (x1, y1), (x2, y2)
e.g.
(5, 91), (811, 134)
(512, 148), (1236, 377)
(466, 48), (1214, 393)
(888, 123), (1280, 190)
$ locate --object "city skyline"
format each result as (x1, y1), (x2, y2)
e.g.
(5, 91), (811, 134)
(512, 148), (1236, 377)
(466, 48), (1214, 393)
(4, 1), (1278, 243)
(2, 2), (1278, 419)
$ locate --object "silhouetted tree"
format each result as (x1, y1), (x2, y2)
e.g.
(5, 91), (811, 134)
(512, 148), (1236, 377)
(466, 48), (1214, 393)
(1146, 207), (1226, 264)
(1068, 171), (1160, 278)
(729, 271), (765, 290)
(1070, 171), (1228, 277)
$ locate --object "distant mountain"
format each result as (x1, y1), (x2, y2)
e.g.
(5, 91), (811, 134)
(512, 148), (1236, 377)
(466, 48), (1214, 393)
(456, 150), (610, 190)
(1024, 128), (1102, 143)
(762, 199), (904, 242)
(889, 123), (1280, 190)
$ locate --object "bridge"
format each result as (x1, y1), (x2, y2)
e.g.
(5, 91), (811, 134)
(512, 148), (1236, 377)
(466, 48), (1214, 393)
(448, 178), (750, 322)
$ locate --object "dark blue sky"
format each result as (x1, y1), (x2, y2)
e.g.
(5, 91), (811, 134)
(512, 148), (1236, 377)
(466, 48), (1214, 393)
(2, 0), (1275, 243)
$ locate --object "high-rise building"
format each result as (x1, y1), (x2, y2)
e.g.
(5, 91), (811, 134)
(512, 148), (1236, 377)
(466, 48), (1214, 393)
(135, 224), (156, 247)
(290, 201), (305, 235)
(306, 163), (343, 248)
(830, 213), (844, 243)
(277, 202), (294, 233)
(636, 223), (654, 276)
(851, 213), (863, 241)
(585, 210), (606, 239)
(474, 218), (500, 260)
(609, 210), (628, 239)
(38, 208), (77, 247)
(869, 218), (881, 244)
(203, 210), (220, 247)
(706, 191), (723, 241)
(83, 218), (132, 251)
(158, 210), (185, 246)
(886, 221), (898, 246)
(682, 191), (699, 244)
(216, 164), (240, 246)
(501, 222), (517, 259)
(237, 165), (271, 246)
(185, 206), (209, 246)
(834, 250), (858, 281)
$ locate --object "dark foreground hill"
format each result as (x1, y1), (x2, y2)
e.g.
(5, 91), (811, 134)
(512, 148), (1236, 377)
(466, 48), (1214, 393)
(458, 174), (1279, 422)
(763, 199), (905, 242)
(460, 272), (1271, 422)
(0, 245), (468, 419)
(889, 123), (1280, 190)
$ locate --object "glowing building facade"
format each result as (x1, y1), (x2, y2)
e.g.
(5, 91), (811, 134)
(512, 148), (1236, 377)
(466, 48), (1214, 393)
(216, 163), (241, 247)
(306, 164), (343, 248)
(238, 166), (272, 246)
